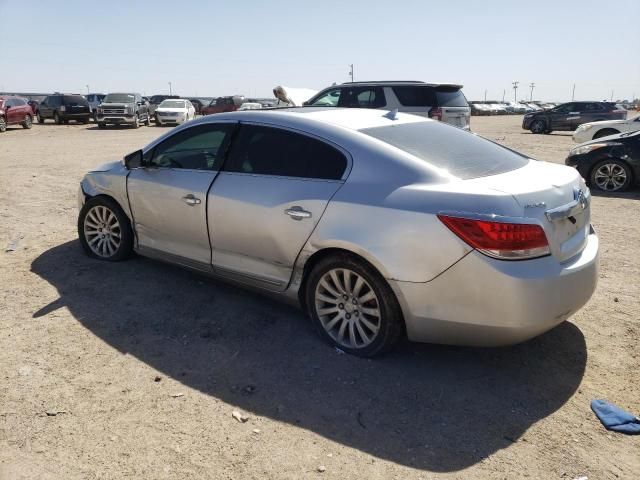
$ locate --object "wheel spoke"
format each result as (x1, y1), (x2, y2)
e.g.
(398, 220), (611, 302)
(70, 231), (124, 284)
(343, 269), (352, 294)
(329, 270), (345, 294)
(348, 322), (357, 347)
(337, 318), (348, 341)
(358, 290), (376, 304)
(317, 306), (340, 316)
(324, 313), (343, 331)
(359, 316), (379, 334)
(352, 276), (365, 298)
(355, 320), (370, 344)
(361, 307), (381, 318)
(319, 279), (340, 299)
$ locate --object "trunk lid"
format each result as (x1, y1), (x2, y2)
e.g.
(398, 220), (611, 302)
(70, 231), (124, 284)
(469, 160), (591, 262)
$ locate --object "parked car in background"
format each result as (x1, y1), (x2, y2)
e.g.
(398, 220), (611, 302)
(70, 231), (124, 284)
(86, 93), (106, 121)
(188, 98), (205, 115)
(37, 94), (91, 124)
(0, 96), (34, 132)
(77, 108), (598, 356)
(484, 101), (509, 115)
(96, 93), (150, 129)
(148, 95), (180, 117)
(523, 101), (627, 134)
(469, 102), (491, 116)
(506, 102), (527, 114)
(305, 81), (471, 130)
(201, 96), (246, 115)
(566, 130), (640, 192)
(238, 102), (263, 111)
(155, 99), (196, 126)
(573, 115), (640, 143)
(27, 99), (39, 115)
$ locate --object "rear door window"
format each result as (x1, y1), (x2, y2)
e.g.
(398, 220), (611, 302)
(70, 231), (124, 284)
(338, 87), (386, 108)
(224, 125), (347, 180)
(360, 121), (528, 180)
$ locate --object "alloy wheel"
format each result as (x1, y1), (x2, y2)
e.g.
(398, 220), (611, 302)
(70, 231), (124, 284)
(83, 205), (122, 258)
(314, 268), (381, 349)
(594, 163), (627, 191)
(0, 117), (5, 132)
(24, 115), (32, 128)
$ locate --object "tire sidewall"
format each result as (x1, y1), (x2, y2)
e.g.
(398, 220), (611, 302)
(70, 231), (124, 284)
(78, 196), (134, 261)
(590, 159), (632, 192)
(531, 119), (545, 134)
(23, 115), (33, 129)
(0, 117), (6, 132)
(305, 254), (403, 357)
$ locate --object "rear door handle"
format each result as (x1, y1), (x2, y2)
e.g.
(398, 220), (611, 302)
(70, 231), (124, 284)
(182, 194), (201, 206)
(285, 206), (312, 220)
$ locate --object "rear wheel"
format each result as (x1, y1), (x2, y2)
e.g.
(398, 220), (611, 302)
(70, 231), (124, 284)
(530, 119), (546, 134)
(22, 115), (33, 129)
(81, 117), (90, 124)
(590, 159), (632, 192)
(0, 117), (6, 132)
(78, 196), (133, 261)
(305, 253), (403, 357)
(593, 128), (620, 139)
(37, 112), (45, 123)
(54, 112), (62, 125)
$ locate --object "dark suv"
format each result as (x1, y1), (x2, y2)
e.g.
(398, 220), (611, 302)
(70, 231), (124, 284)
(37, 94), (91, 124)
(305, 81), (471, 130)
(523, 101), (627, 134)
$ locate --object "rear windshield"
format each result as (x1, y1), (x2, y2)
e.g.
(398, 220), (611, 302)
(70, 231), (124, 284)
(360, 121), (529, 180)
(63, 95), (89, 105)
(392, 86), (468, 108)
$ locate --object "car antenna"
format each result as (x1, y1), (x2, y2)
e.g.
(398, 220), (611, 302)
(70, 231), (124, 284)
(384, 108), (399, 120)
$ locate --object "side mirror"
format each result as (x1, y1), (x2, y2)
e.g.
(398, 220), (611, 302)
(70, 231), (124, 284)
(302, 101), (310, 106)
(124, 149), (143, 169)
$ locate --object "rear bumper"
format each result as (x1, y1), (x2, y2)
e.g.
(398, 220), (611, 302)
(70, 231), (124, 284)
(390, 230), (599, 346)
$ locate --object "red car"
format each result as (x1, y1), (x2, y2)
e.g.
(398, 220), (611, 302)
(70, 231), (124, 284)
(201, 95), (246, 115)
(0, 96), (34, 132)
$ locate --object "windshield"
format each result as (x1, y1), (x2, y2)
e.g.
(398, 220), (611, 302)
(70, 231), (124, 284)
(159, 100), (186, 108)
(104, 93), (135, 103)
(360, 121), (529, 180)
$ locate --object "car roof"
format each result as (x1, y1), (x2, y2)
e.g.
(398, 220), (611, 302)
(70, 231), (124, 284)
(336, 81), (464, 88)
(196, 107), (430, 131)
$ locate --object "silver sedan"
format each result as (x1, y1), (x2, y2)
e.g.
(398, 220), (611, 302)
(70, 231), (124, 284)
(78, 108), (599, 356)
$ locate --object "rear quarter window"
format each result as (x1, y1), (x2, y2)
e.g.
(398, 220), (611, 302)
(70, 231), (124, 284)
(435, 88), (468, 107)
(392, 86), (436, 107)
(360, 121), (529, 180)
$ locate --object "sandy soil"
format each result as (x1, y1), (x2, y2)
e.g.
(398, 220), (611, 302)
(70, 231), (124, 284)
(0, 115), (638, 479)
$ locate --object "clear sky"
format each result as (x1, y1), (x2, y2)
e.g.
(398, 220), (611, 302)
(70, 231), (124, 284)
(1, 0), (638, 102)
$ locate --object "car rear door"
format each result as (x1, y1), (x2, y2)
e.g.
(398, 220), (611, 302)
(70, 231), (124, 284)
(208, 123), (348, 290)
(127, 122), (236, 268)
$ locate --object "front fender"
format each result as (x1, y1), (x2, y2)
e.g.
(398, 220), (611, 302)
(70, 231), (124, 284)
(79, 162), (132, 220)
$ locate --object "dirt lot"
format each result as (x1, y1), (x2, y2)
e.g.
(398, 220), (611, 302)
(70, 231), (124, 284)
(1, 115), (638, 479)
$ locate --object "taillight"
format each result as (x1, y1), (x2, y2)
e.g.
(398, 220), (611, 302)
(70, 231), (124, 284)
(428, 107), (443, 121)
(437, 214), (550, 260)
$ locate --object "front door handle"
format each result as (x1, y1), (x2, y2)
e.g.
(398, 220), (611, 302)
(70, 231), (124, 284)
(285, 206), (312, 220)
(182, 194), (201, 206)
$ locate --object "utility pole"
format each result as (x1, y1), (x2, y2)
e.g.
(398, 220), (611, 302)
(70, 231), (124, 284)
(512, 81), (519, 103)
(168, 82), (172, 95)
(484, 89), (487, 102)
(502, 89), (505, 102)
(529, 82), (535, 101)
(86, 84), (90, 94)
(610, 90), (614, 101)
(572, 84), (576, 101)
(348, 64), (354, 82)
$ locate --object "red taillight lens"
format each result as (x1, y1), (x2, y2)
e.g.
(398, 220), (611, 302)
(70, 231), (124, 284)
(428, 107), (443, 121)
(437, 214), (550, 260)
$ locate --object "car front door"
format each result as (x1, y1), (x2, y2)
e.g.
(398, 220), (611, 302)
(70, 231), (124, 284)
(208, 123), (349, 290)
(4, 99), (18, 123)
(127, 122), (236, 268)
(549, 103), (575, 130)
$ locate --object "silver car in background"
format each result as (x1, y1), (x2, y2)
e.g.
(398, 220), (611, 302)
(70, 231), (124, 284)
(77, 108), (598, 356)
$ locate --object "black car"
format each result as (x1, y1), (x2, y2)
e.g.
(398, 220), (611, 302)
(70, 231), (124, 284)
(523, 101), (627, 134)
(37, 94), (91, 124)
(566, 130), (640, 192)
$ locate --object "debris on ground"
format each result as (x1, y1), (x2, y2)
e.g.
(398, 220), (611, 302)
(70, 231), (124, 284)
(334, 347), (345, 355)
(5, 236), (22, 252)
(45, 410), (66, 417)
(232, 410), (249, 423)
(154, 376), (162, 382)
(317, 465), (326, 472)
(170, 393), (184, 398)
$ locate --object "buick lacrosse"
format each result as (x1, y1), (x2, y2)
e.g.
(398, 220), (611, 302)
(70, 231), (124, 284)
(78, 108), (598, 356)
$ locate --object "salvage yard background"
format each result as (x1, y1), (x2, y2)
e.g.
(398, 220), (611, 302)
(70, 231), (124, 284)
(1, 116), (638, 479)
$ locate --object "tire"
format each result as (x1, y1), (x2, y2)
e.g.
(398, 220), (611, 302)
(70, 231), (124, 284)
(37, 113), (45, 124)
(22, 115), (33, 129)
(78, 196), (134, 261)
(593, 128), (620, 139)
(81, 117), (90, 124)
(97, 122), (106, 129)
(0, 117), (6, 133)
(93, 111), (98, 122)
(305, 253), (404, 357)
(530, 119), (546, 134)
(132, 114), (139, 129)
(54, 112), (62, 125)
(589, 159), (633, 192)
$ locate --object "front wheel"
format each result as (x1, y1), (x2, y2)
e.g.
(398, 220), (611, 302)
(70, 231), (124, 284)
(78, 196), (134, 261)
(0, 117), (6, 133)
(54, 112), (62, 125)
(530, 119), (546, 134)
(37, 113), (45, 124)
(305, 254), (403, 357)
(144, 113), (151, 126)
(22, 115), (33, 129)
(590, 159), (632, 192)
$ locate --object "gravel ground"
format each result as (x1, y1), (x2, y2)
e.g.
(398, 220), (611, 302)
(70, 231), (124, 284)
(0, 115), (638, 479)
